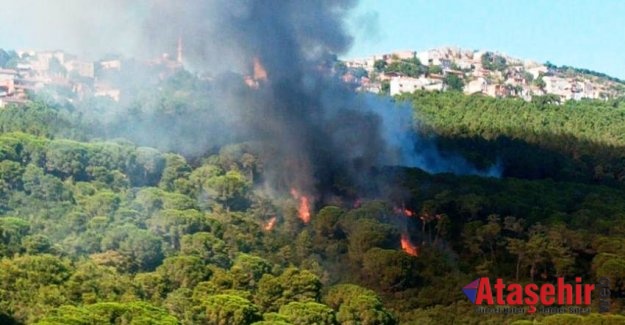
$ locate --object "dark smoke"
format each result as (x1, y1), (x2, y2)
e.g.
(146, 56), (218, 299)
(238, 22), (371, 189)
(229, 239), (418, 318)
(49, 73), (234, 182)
(137, 0), (499, 202)
(138, 1), (381, 200)
(16, 1), (500, 203)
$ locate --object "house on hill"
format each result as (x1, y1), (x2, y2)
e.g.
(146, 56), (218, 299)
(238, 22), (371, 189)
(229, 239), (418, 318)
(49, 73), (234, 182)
(0, 69), (17, 96)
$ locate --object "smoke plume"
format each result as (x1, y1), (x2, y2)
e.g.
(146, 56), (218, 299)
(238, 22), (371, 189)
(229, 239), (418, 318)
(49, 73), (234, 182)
(6, 1), (499, 205)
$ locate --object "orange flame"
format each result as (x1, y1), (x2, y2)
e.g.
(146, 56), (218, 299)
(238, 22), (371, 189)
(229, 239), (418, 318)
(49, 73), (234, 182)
(393, 206), (414, 218)
(290, 188), (311, 224)
(264, 216), (277, 231)
(246, 57), (268, 89)
(253, 57), (268, 81)
(400, 233), (419, 257)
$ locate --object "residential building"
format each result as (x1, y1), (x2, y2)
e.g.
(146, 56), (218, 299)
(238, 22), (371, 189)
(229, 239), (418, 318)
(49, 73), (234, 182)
(464, 77), (488, 95)
(94, 84), (121, 102)
(390, 76), (431, 96)
(391, 50), (417, 60)
(0, 69), (17, 95)
(100, 59), (122, 70)
(65, 60), (95, 79)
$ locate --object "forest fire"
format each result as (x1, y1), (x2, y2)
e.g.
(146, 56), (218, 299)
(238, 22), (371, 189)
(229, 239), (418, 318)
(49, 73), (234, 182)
(394, 206), (415, 217)
(245, 57), (268, 88)
(400, 233), (419, 257)
(253, 57), (268, 81)
(264, 216), (277, 231)
(290, 188), (311, 224)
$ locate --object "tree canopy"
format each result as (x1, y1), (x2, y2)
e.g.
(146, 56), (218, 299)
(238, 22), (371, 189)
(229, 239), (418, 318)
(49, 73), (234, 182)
(1, 73), (625, 324)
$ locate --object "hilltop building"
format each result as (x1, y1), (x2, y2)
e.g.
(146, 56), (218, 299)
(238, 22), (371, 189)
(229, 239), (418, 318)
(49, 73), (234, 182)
(342, 47), (624, 101)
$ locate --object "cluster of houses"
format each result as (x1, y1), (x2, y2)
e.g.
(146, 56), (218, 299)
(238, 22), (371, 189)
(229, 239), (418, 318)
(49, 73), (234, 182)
(0, 47), (184, 108)
(3, 46), (622, 108)
(343, 47), (623, 101)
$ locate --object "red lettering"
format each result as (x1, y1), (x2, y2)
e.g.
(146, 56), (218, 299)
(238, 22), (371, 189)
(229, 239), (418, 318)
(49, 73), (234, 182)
(506, 283), (523, 305)
(541, 284), (555, 306)
(475, 278), (494, 305)
(557, 277), (573, 305)
(494, 278), (506, 305)
(524, 283), (539, 305)
(583, 284), (595, 305)
(575, 277), (582, 305)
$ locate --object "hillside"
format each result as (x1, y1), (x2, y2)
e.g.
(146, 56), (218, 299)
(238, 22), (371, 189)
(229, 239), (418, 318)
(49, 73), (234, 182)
(1, 78), (625, 323)
(341, 47), (625, 101)
(3, 0), (625, 323)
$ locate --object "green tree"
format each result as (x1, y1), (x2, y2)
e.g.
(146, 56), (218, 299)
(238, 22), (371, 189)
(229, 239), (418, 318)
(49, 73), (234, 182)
(147, 209), (206, 251)
(159, 153), (192, 192)
(35, 301), (178, 325)
(22, 164), (71, 201)
(22, 234), (53, 254)
(427, 65), (443, 75)
(373, 60), (387, 72)
(180, 232), (230, 268)
(206, 170), (250, 211)
(230, 254), (273, 291)
(481, 52), (507, 71)
(444, 74), (465, 91)
(380, 80), (390, 96)
(324, 284), (396, 325)
(157, 255), (211, 290)
(64, 261), (132, 304)
(385, 59), (426, 77)
(593, 253), (625, 291)
(0, 161), (24, 191)
(279, 301), (337, 325)
(256, 268), (321, 312)
(533, 75), (546, 90)
(0, 255), (73, 323)
(193, 294), (261, 325)
(361, 248), (419, 291)
(0, 217), (30, 256)
(102, 226), (164, 271)
(45, 140), (89, 179)
(345, 219), (397, 262)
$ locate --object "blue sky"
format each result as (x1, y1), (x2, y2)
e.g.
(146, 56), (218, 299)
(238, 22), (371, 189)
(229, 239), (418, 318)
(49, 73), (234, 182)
(1, 1), (622, 79)
(346, 0), (625, 79)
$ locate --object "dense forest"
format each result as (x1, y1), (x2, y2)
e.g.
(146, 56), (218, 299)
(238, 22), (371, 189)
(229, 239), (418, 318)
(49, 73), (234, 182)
(399, 91), (625, 186)
(1, 75), (625, 324)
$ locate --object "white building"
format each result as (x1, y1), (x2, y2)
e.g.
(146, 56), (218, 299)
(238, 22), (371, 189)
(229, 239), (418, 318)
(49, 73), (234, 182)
(390, 76), (431, 96)
(543, 76), (571, 98)
(416, 50), (443, 66)
(28, 51), (66, 73)
(65, 60), (95, 79)
(0, 69), (17, 95)
(464, 77), (488, 94)
(94, 84), (121, 101)
(527, 66), (548, 79)
(100, 60), (122, 71)
(422, 82), (444, 91)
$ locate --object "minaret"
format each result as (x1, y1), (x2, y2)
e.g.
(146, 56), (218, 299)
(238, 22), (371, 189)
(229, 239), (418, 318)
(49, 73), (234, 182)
(177, 37), (183, 64)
